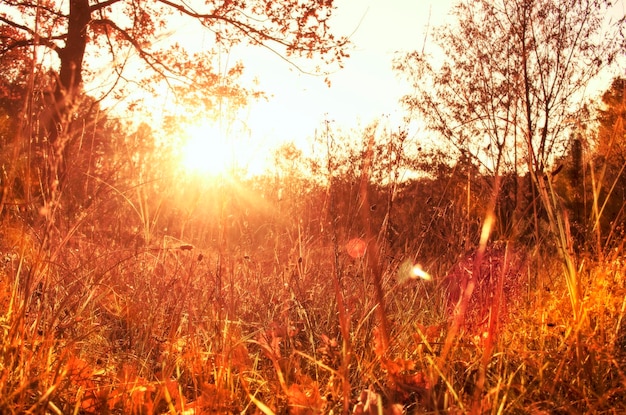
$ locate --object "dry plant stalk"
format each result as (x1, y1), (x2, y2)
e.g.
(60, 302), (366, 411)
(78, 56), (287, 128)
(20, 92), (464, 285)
(436, 171), (500, 412)
(359, 130), (391, 354)
(472, 240), (510, 413)
(326, 126), (353, 414)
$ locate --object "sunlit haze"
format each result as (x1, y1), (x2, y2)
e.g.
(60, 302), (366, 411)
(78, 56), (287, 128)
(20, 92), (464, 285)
(181, 122), (233, 176)
(179, 119), (272, 177)
(236, 0), (457, 149)
(99, 0), (624, 178)
(93, 0), (458, 178)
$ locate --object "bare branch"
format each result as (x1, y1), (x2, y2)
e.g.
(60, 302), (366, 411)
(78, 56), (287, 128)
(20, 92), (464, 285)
(90, 18), (172, 81)
(90, 0), (123, 13)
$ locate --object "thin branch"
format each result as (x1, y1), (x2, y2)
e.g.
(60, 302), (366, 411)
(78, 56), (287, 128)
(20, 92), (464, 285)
(6, 1), (64, 18)
(90, 18), (173, 81)
(0, 15), (38, 37)
(90, 0), (124, 13)
(0, 36), (62, 57)
(156, 0), (345, 54)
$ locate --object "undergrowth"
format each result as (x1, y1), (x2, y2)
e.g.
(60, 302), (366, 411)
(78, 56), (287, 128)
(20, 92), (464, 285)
(0, 72), (624, 415)
(1, 198), (625, 414)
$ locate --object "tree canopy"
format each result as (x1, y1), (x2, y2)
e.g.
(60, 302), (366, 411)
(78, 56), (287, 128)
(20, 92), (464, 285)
(394, 0), (625, 176)
(0, 0), (350, 201)
(0, 0), (349, 101)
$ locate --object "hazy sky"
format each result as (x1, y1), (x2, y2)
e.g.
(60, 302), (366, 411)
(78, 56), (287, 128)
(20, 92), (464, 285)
(88, 1), (457, 175)
(235, 0), (455, 154)
(236, 0), (625, 164)
(108, 0), (623, 175)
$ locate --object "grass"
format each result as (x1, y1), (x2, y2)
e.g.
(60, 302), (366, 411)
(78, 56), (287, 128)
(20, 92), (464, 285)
(1, 176), (625, 414)
(1, 93), (625, 414)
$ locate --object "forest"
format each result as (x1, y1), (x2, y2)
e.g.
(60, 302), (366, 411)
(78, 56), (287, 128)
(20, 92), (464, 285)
(1, 0), (625, 413)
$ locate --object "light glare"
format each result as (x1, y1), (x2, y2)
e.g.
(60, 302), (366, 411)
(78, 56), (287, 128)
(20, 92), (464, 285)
(398, 260), (432, 283)
(182, 123), (234, 176)
(411, 264), (432, 281)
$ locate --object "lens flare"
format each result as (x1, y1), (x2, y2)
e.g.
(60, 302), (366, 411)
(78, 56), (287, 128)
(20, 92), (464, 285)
(346, 238), (367, 259)
(411, 264), (432, 281)
(398, 260), (432, 283)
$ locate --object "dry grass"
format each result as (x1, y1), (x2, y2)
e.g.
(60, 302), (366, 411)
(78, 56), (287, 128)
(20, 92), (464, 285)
(1, 82), (625, 413)
(1, 188), (625, 414)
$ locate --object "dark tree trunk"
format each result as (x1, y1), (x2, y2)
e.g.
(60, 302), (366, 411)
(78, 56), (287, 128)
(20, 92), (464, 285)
(58, 0), (90, 100)
(44, 0), (90, 197)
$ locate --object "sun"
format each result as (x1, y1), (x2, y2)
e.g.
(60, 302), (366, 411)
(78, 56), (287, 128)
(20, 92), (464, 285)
(181, 122), (236, 176)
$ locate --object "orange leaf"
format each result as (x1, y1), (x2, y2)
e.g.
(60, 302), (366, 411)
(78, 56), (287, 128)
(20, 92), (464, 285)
(287, 382), (323, 414)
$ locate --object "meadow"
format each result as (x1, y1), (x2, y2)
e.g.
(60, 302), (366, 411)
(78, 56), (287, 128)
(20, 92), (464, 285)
(1, 118), (625, 414)
(2, 0), (625, 411)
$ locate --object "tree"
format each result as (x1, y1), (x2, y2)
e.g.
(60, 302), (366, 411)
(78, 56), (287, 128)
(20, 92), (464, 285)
(394, 0), (624, 320)
(597, 77), (626, 165)
(551, 78), (626, 255)
(591, 77), (626, 253)
(0, 0), (349, 195)
(395, 0), (623, 176)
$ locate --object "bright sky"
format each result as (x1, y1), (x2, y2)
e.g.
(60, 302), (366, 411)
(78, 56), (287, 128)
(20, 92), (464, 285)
(233, 0), (625, 172)
(94, 1), (456, 176)
(98, 0), (623, 177)
(239, 0), (455, 150)
(176, 0), (455, 175)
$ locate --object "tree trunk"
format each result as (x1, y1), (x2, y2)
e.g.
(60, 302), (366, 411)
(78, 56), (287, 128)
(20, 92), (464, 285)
(43, 0), (90, 196)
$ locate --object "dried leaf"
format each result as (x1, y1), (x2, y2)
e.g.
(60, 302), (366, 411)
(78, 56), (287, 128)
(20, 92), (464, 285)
(287, 381), (323, 414)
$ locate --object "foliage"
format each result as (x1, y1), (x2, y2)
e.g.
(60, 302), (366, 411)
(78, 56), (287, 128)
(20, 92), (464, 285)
(550, 77), (626, 257)
(395, 0), (624, 176)
(394, 0), (625, 325)
(0, 0), (349, 92)
(591, 77), (626, 254)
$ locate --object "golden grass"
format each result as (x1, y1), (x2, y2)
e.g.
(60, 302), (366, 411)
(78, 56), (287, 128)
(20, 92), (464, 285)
(1, 204), (625, 414)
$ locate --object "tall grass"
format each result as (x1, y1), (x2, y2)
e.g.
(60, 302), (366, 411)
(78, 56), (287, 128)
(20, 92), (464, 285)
(1, 81), (626, 415)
